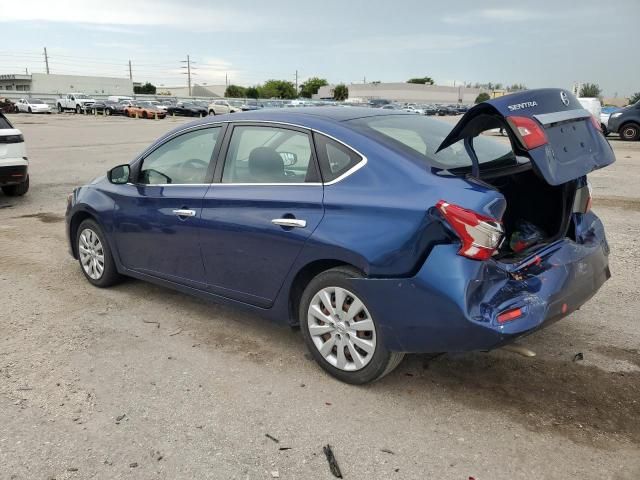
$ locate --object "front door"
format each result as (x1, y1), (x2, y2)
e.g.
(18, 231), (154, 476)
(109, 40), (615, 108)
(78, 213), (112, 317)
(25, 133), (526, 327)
(199, 124), (324, 307)
(112, 126), (223, 288)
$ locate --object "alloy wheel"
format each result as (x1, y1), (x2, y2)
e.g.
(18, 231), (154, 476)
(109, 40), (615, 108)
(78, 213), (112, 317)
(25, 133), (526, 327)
(307, 286), (376, 371)
(78, 228), (105, 280)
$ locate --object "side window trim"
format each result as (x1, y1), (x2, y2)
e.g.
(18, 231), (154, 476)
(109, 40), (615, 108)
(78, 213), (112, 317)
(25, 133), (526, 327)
(312, 132), (368, 185)
(133, 123), (227, 186)
(212, 122), (322, 185)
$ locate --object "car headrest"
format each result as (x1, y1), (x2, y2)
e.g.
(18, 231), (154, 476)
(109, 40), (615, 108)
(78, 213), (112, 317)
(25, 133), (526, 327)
(248, 147), (285, 182)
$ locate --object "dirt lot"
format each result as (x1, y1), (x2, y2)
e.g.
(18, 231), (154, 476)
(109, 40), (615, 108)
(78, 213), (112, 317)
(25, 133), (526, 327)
(1, 113), (639, 479)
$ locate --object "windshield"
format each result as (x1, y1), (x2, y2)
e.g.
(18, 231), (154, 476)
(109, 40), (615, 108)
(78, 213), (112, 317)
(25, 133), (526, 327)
(347, 114), (514, 170)
(75, 94), (89, 99)
(30, 99), (45, 104)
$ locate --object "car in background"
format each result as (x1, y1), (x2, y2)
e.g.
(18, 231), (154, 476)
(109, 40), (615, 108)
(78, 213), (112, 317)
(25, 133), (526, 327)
(56, 93), (96, 114)
(91, 100), (126, 116)
(369, 99), (391, 108)
(144, 100), (168, 113)
(600, 106), (621, 136)
(124, 102), (166, 119)
(403, 105), (424, 114)
(607, 101), (640, 141)
(0, 112), (29, 196)
(208, 99), (240, 115)
(108, 96), (134, 103)
(16, 98), (51, 114)
(166, 102), (207, 117)
(433, 105), (452, 116)
(422, 104), (438, 115)
(65, 88), (614, 384)
(577, 97), (605, 133)
(0, 97), (17, 113)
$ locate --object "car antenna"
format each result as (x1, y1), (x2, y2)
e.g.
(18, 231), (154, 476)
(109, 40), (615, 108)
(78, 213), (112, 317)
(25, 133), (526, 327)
(463, 136), (481, 178)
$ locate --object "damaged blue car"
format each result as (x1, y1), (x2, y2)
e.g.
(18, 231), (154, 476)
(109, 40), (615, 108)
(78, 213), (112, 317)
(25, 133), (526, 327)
(66, 88), (614, 383)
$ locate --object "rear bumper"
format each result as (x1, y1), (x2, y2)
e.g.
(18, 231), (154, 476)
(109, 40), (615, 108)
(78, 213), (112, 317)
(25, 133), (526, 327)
(350, 212), (610, 353)
(0, 160), (28, 186)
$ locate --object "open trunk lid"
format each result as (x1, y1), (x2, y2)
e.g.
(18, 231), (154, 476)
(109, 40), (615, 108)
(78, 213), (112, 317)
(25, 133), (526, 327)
(437, 88), (615, 185)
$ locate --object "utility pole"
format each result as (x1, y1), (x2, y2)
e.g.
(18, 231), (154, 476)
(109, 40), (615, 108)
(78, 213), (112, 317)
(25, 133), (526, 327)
(128, 60), (132, 80)
(181, 55), (193, 96)
(363, 75), (366, 84)
(295, 70), (298, 94)
(225, 73), (228, 87)
(44, 47), (50, 74)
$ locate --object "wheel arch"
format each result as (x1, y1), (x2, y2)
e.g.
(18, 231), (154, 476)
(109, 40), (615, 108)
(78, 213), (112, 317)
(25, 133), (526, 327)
(69, 210), (99, 258)
(287, 259), (365, 326)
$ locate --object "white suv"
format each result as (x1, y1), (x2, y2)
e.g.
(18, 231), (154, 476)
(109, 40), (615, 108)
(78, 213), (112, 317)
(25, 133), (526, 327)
(208, 100), (240, 115)
(0, 113), (29, 196)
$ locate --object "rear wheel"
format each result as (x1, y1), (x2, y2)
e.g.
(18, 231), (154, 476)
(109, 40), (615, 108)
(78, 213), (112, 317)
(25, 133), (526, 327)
(2, 175), (29, 196)
(57, 104), (63, 113)
(75, 105), (81, 114)
(105, 108), (111, 116)
(620, 123), (640, 141)
(208, 109), (215, 116)
(142, 111), (147, 119)
(76, 219), (122, 287)
(299, 267), (404, 384)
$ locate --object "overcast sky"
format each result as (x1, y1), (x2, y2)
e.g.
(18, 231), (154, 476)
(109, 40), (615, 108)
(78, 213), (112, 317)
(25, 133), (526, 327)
(1, 0), (638, 96)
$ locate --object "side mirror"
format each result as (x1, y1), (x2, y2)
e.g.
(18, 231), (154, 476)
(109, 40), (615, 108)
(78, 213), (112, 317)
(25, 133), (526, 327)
(108, 164), (131, 184)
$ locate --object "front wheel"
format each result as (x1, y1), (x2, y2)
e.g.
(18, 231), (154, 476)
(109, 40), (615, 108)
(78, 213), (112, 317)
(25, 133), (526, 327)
(299, 267), (404, 384)
(76, 219), (122, 288)
(28, 107), (32, 113)
(620, 123), (640, 141)
(57, 104), (63, 113)
(75, 105), (81, 114)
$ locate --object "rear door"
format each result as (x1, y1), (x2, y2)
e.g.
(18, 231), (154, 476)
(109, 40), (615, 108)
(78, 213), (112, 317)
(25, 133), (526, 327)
(199, 123), (324, 307)
(438, 88), (615, 185)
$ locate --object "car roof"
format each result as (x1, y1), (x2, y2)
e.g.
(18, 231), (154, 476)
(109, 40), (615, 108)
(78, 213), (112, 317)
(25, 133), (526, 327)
(193, 106), (409, 126)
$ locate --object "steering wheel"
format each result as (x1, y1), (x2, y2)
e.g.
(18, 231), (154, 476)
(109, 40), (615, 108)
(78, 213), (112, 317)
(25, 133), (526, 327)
(178, 158), (209, 183)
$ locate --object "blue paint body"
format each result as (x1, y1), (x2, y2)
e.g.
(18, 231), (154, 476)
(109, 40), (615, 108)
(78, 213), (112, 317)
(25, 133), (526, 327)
(66, 90), (613, 353)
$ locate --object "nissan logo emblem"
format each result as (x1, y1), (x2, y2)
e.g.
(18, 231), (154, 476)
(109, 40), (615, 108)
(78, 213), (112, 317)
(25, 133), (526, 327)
(560, 91), (570, 107)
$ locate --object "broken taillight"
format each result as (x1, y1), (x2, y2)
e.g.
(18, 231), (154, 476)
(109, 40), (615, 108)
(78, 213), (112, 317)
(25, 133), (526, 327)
(436, 200), (504, 261)
(506, 116), (548, 150)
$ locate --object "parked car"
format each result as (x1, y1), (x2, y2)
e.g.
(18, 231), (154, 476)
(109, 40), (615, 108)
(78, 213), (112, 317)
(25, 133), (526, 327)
(0, 112), (29, 196)
(0, 97), (16, 113)
(66, 89), (613, 384)
(166, 102), (207, 117)
(144, 100), (168, 113)
(107, 95), (134, 103)
(423, 104), (438, 115)
(91, 100), (126, 116)
(16, 98), (51, 114)
(600, 106), (620, 136)
(606, 101), (640, 141)
(208, 99), (240, 115)
(56, 93), (96, 114)
(124, 102), (166, 119)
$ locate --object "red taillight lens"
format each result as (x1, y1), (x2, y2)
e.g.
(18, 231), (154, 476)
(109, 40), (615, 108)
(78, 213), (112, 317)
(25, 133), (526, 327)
(497, 307), (523, 324)
(589, 115), (602, 132)
(506, 116), (548, 150)
(436, 200), (504, 261)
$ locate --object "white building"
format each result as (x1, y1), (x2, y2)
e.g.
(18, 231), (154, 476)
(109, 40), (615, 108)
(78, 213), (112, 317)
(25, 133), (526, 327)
(314, 82), (485, 104)
(0, 73), (133, 95)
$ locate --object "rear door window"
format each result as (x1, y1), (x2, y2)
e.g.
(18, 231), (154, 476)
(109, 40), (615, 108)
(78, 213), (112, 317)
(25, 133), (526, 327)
(313, 133), (363, 182)
(0, 113), (13, 129)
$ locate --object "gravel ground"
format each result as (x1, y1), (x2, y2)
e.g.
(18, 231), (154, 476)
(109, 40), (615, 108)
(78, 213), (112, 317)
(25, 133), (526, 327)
(1, 113), (639, 480)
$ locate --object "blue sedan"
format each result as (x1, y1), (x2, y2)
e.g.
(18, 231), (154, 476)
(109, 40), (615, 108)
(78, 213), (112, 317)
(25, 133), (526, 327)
(66, 89), (614, 384)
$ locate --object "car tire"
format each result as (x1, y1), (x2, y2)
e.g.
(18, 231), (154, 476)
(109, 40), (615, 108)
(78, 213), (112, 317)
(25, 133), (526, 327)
(601, 124), (608, 136)
(209, 110), (215, 116)
(105, 108), (111, 116)
(620, 123), (640, 141)
(75, 105), (81, 114)
(299, 266), (404, 384)
(76, 219), (122, 288)
(57, 104), (63, 113)
(1, 175), (29, 196)
(142, 111), (147, 119)
(28, 107), (32, 113)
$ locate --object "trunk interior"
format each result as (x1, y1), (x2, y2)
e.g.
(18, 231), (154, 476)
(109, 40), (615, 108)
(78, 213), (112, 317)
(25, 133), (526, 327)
(484, 168), (576, 261)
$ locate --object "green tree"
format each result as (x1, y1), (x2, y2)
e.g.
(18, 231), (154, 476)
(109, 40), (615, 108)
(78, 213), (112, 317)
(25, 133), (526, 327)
(475, 92), (491, 103)
(259, 79), (297, 99)
(134, 82), (156, 94)
(299, 77), (328, 98)
(407, 76), (435, 85)
(225, 84), (246, 98)
(332, 84), (349, 101)
(245, 86), (260, 99)
(628, 92), (640, 105)
(579, 83), (602, 98)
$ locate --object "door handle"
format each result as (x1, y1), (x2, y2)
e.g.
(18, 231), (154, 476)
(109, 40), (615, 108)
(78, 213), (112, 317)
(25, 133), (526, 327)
(173, 209), (196, 218)
(272, 218), (307, 228)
